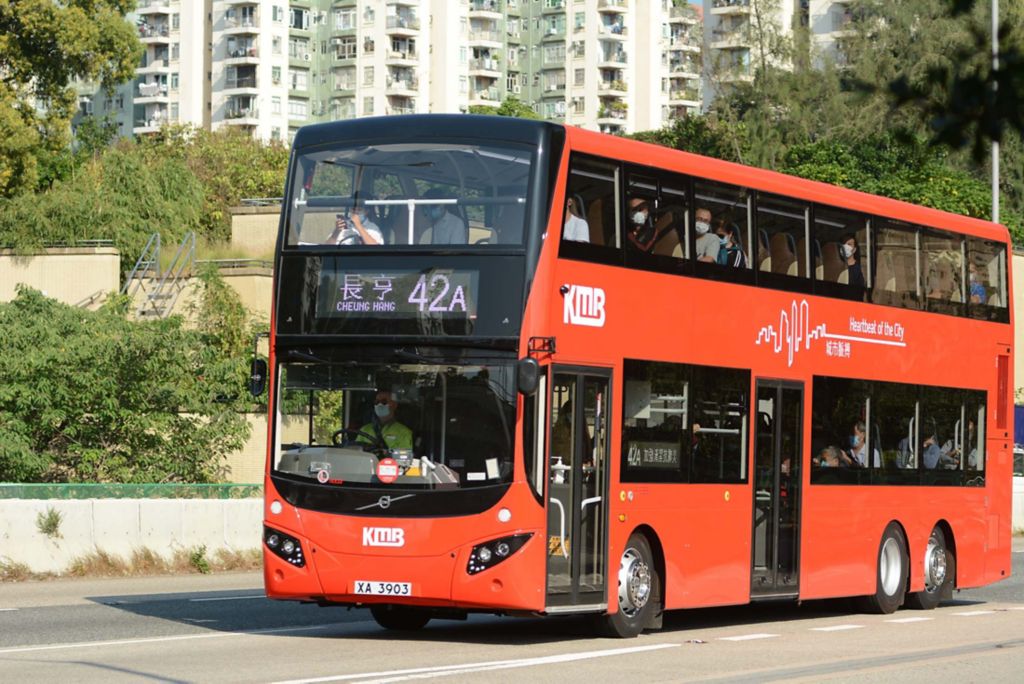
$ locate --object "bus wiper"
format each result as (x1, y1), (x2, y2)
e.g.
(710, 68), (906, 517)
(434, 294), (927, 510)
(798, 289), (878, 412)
(286, 349), (330, 364)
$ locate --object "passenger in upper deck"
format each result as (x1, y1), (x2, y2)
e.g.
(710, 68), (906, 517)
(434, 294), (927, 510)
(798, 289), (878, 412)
(694, 207), (720, 263)
(715, 220), (747, 268)
(626, 197), (658, 252)
(563, 195), (590, 243)
(841, 234), (866, 288)
(326, 204), (384, 246)
(421, 187), (468, 244)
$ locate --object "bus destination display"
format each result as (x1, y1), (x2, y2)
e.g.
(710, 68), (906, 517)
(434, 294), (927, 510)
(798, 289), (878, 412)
(317, 269), (479, 320)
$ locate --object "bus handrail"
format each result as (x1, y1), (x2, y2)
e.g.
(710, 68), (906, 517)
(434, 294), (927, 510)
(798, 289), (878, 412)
(549, 497), (568, 558)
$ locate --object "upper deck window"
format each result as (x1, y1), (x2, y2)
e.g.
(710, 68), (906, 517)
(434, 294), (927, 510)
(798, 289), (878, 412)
(966, 237), (1009, 322)
(287, 142), (534, 248)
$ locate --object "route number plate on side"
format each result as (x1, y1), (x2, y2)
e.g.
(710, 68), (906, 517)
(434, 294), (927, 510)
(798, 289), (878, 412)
(354, 580), (413, 596)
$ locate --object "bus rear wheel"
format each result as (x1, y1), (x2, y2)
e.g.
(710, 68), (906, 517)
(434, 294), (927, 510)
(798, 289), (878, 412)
(600, 533), (660, 638)
(370, 604), (431, 631)
(857, 522), (908, 614)
(905, 527), (954, 610)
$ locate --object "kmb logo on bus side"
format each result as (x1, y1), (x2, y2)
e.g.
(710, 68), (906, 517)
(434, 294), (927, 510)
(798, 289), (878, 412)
(563, 284), (606, 327)
(362, 527), (405, 547)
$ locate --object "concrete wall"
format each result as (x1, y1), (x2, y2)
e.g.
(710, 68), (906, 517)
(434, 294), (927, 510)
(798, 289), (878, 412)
(0, 498), (262, 574)
(230, 205), (282, 258)
(0, 247), (120, 309)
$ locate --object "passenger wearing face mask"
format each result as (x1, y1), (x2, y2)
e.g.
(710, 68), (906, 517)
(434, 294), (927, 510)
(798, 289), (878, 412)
(694, 207), (720, 263)
(327, 204), (384, 246)
(625, 197), (658, 251)
(841, 233), (865, 288)
(358, 390), (413, 451)
(714, 220), (747, 268)
(421, 187), (468, 244)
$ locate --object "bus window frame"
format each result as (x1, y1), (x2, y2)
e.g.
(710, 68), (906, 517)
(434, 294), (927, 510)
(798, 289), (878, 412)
(622, 163), (694, 277)
(558, 152), (623, 266)
(810, 205), (870, 302)
(752, 192), (814, 295)
(921, 226), (967, 318)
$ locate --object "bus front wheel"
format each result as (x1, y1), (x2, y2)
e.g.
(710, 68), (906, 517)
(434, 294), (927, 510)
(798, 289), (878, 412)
(370, 604), (431, 631)
(600, 533), (661, 638)
(905, 527), (954, 610)
(857, 522), (908, 614)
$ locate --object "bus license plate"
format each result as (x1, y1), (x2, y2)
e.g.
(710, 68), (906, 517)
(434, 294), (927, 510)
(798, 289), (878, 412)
(354, 580), (412, 597)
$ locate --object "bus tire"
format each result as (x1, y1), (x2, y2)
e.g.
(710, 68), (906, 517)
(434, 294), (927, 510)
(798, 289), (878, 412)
(369, 604), (431, 631)
(857, 522), (908, 614)
(601, 533), (660, 638)
(905, 527), (953, 610)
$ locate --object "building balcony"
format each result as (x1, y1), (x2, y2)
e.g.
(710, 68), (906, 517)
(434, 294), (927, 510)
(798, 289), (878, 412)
(137, 58), (171, 74)
(223, 0), (259, 6)
(223, 17), (259, 35)
(468, 87), (500, 106)
(668, 62), (700, 78)
(334, 80), (356, 92)
(826, 12), (855, 37)
(598, 80), (627, 96)
(598, 24), (627, 39)
(136, 81), (170, 103)
(541, 82), (565, 96)
(224, 76), (259, 94)
(136, 0), (171, 16)
(542, 0), (566, 12)
(711, 0), (751, 15)
(385, 50), (419, 66)
(711, 29), (751, 50)
(468, 0), (503, 20)
(468, 29), (502, 47)
(468, 58), (501, 77)
(668, 5), (699, 24)
(385, 77), (419, 95)
(387, 0), (417, 6)
(597, 0), (627, 13)
(224, 108), (259, 125)
(720, 66), (753, 83)
(138, 23), (171, 43)
(597, 51), (628, 67)
(385, 15), (420, 35)
(667, 33), (701, 51)
(596, 105), (627, 122)
(667, 88), (700, 104)
(225, 46), (259, 65)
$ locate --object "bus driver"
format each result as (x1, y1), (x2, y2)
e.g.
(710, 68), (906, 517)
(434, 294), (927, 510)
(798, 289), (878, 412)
(358, 389), (413, 451)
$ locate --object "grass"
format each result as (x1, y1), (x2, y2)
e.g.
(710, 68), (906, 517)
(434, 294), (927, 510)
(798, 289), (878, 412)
(36, 506), (64, 539)
(0, 546), (263, 582)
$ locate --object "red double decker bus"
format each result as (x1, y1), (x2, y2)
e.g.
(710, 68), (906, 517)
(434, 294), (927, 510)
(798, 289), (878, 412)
(255, 115), (1013, 637)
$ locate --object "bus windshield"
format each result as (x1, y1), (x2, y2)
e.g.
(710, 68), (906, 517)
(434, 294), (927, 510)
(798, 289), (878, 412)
(288, 141), (534, 248)
(274, 359), (515, 490)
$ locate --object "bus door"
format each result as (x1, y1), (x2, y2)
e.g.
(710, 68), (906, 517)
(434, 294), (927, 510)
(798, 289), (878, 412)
(545, 369), (610, 612)
(751, 380), (803, 599)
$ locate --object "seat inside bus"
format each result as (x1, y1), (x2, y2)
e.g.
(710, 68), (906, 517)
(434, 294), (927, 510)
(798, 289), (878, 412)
(821, 241), (847, 284)
(769, 232), (798, 276)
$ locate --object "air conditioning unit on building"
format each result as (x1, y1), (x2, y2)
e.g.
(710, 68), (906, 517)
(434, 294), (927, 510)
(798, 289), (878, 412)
(513, 84), (521, 93)
(303, 53), (311, 61)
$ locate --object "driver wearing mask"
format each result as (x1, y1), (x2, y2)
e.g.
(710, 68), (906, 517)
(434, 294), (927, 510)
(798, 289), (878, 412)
(626, 197), (658, 252)
(358, 389), (413, 451)
(694, 207), (720, 263)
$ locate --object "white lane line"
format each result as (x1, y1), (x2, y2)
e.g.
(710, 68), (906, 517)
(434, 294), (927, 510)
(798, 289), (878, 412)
(0, 608), (18, 612)
(886, 616), (934, 623)
(952, 610), (996, 616)
(189, 595), (264, 602)
(0, 622), (350, 655)
(810, 624), (863, 632)
(272, 644), (680, 684)
(718, 633), (779, 642)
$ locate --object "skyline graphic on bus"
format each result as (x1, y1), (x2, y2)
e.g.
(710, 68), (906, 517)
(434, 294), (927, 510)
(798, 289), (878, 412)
(756, 299), (908, 367)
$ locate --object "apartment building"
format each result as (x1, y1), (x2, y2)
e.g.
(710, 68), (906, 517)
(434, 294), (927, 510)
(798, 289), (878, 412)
(83, 0), (705, 143)
(702, 0), (856, 107)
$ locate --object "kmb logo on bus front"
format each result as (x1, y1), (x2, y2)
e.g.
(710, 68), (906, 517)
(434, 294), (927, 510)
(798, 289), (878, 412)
(563, 284), (606, 327)
(362, 527), (405, 547)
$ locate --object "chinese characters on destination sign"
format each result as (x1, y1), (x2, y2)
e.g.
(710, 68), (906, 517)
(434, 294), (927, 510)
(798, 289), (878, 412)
(626, 441), (682, 469)
(318, 269), (479, 320)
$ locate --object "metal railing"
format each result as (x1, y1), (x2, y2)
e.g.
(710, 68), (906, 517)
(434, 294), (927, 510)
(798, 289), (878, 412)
(0, 483), (262, 499)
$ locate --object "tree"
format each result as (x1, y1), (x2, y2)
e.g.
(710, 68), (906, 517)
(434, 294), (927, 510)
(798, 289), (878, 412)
(0, 285), (252, 483)
(0, 0), (141, 197)
(468, 96), (540, 119)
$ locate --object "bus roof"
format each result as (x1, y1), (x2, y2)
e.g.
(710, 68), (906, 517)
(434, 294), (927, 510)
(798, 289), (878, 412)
(564, 126), (1009, 245)
(291, 114), (561, 150)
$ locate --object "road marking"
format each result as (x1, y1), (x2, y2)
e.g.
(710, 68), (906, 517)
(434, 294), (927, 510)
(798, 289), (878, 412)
(719, 633), (779, 641)
(952, 610), (996, 616)
(885, 616), (934, 623)
(0, 622), (347, 655)
(810, 624), (863, 632)
(0, 608), (18, 612)
(271, 643), (680, 684)
(188, 595), (264, 602)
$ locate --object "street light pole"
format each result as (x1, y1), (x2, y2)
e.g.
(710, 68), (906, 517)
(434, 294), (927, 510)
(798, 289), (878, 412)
(992, 0), (1000, 224)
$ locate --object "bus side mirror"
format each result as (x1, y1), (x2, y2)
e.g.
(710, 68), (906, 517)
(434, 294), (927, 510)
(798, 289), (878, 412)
(249, 358), (267, 397)
(517, 357), (539, 395)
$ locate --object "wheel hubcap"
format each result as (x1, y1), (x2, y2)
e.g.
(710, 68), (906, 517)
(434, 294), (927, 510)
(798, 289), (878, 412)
(923, 536), (947, 592)
(617, 547), (651, 618)
(879, 537), (902, 597)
